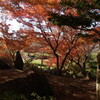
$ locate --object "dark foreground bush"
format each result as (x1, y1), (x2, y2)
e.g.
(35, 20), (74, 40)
(0, 91), (55, 100)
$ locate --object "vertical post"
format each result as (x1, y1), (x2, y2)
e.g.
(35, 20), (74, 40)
(41, 58), (44, 66)
(41, 52), (44, 68)
(97, 51), (100, 100)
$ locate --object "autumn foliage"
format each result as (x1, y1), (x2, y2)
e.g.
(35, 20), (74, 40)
(0, 0), (99, 75)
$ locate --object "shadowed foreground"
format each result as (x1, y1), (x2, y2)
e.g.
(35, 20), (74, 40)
(0, 68), (96, 100)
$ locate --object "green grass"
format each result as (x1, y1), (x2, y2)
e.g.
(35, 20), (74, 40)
(31, 60), (42, 64)
(24, 59), (51, 70)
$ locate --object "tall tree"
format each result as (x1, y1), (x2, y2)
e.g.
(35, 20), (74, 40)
(69, 39), (96, 77)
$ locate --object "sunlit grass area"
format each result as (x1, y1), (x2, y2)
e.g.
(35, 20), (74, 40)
(31, 59), (48, 64)
(31, 59), (42, 64)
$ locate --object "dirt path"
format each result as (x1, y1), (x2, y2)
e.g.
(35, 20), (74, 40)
(46, 74), (96, 100)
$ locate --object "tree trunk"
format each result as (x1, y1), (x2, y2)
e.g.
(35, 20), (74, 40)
(14, 51), (24, 70)
(82, 68), (87, 77)
(55, 53), (61, 75)
(97, 52), (100, 100)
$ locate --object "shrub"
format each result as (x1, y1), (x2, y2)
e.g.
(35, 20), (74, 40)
(31, 92), (55, 100)
(0, 91), (27, 100)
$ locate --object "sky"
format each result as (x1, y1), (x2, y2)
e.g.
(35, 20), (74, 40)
(0, 7), (100, 37)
